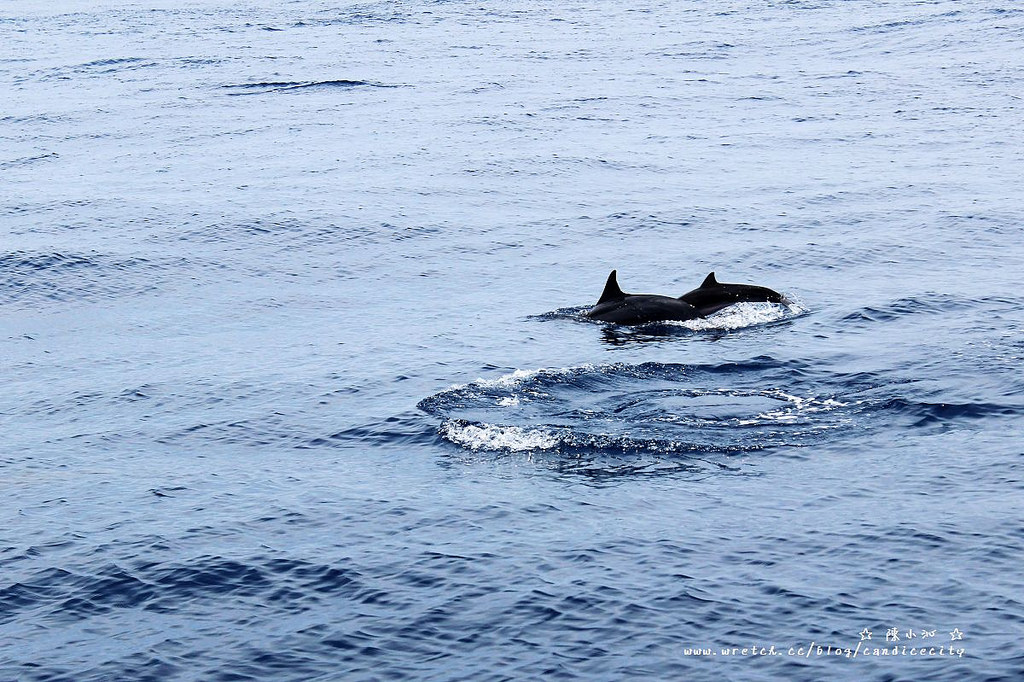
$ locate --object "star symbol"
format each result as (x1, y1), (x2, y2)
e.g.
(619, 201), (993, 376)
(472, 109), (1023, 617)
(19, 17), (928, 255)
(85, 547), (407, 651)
(859, 628), (872, 641)
(950, 628), (964, 641)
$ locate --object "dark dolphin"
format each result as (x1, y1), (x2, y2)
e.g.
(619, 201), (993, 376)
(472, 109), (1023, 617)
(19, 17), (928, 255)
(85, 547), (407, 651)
(585, 270), (703, 325)
(679, 272), (788, 317)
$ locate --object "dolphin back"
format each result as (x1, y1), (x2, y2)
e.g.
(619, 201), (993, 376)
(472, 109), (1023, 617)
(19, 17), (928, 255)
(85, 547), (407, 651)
(587, 270), (703, 324)
(596, 270), (626, 304)
(585, 270), (785, 325)
(680, 272), (787, 316)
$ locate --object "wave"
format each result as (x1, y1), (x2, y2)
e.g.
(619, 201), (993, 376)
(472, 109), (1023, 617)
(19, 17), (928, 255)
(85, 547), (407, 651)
(0, 152), (59, 171)
(840, 293), (1024, 324)
(869, 398), (1024, 428)
(0, 250), (170, 306)
(159, 411), (436, 451)
(0, 555), (365, 626)
(221, 80), (396, 95)
(27, 57), (159, 84)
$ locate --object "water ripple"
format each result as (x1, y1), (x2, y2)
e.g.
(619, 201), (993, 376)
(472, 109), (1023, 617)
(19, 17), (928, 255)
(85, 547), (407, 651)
(419, 361), (854, 460)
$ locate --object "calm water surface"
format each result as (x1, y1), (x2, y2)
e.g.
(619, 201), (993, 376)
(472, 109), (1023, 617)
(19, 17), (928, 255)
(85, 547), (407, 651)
(2, 1), (1023, 680)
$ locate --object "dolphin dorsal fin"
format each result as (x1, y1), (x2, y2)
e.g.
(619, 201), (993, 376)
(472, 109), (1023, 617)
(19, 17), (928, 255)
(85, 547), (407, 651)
(596, 270), (626, 304)
(700, 272), (718, 288)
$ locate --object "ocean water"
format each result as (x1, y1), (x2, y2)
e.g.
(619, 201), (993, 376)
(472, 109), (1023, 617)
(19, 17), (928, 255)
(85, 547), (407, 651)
(2, 0), (1023, 680)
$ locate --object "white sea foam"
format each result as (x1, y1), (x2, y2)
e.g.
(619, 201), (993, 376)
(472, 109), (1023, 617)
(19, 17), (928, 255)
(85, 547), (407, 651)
(439, 420), (559, 451)
(674, 302), (804, 331)
(737, 390), (847, 425)
(477, 367), (544, 388)
(445, 364), (599, 393)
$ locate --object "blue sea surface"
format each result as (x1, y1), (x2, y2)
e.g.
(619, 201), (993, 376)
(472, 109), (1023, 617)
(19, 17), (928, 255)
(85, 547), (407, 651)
(2, 1), (1023, 680)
